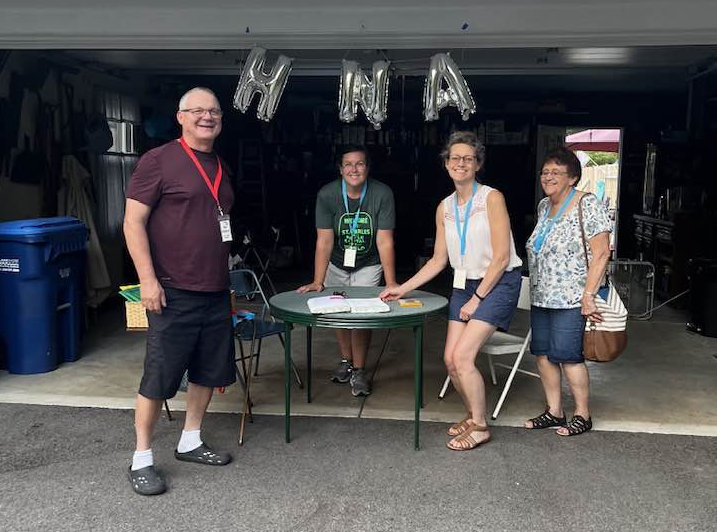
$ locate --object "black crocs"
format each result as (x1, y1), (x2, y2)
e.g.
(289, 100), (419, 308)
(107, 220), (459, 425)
(174, 443), (232, 466)
(128, 465), (166, 496)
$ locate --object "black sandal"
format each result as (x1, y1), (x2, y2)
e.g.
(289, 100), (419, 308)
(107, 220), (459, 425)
(525, 408), (566, 429)
(557, 415), (592, 436)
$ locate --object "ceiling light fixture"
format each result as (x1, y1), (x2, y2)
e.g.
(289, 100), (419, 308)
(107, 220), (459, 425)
(565, 47), (632, 65)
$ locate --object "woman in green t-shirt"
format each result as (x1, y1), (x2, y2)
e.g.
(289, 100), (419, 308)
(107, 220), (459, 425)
(297, 145), (398, 397)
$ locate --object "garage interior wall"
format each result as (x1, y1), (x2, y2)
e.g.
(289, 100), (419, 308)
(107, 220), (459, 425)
(0, 51), (152, 290)
(0, 51), (707, 265)
(1, 1), (717, 297)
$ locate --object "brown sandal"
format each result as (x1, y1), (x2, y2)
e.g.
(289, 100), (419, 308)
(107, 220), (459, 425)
(446, 413), (473, 436)
(446, 421), (490, 451)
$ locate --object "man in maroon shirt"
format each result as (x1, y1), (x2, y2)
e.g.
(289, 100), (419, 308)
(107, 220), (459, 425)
(123, 87), (235, 496)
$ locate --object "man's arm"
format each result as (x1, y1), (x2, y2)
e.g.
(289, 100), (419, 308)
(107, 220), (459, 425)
(376, 229), (397, 288)
(123, 198), (166, 313)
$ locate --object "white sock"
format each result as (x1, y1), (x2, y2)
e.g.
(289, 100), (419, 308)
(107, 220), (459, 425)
(131, 449), (154, 471)
(177, 429), (203, 453)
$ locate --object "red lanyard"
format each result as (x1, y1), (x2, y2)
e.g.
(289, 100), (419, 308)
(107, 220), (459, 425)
(178, 137), (224, 214)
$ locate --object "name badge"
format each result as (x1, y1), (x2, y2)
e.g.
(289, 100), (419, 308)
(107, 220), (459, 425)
(218, 214), (233, 243)
(343, 248), (357, 268)
(453, 269), (467, 290)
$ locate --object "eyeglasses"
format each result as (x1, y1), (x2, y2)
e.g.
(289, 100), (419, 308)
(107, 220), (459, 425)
(332, 291), (347, 297)
(341, 161), (367, 170)
(179, 107), (223, 118)
(448, 155), (477, 164)
(540, 170), (570, 178)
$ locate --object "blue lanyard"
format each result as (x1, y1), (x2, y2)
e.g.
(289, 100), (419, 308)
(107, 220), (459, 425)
(532, 187), (576, 254)
(453, 181), (478, 261)
(341, 180), (367, 237)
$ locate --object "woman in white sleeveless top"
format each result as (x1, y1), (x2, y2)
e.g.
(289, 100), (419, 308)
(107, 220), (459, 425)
(381, 131), (522, 451)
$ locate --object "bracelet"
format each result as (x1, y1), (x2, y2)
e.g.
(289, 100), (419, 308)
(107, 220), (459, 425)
(583, 290), (596, 297)
(474, 291), (485, 302)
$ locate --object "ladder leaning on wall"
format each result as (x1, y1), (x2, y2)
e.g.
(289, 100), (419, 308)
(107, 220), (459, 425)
(237, 139), (268, 234)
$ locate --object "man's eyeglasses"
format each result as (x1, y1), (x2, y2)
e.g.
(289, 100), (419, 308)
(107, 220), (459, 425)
(332, 291), (347, 297)
(179, 107), (223, 118)
(341, 161), (367, 170)
(448, 155), (477, 164)
(539, 170), (570, 178)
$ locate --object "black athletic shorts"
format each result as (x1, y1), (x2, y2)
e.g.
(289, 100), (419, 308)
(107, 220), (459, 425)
(138, 287), (236, 400)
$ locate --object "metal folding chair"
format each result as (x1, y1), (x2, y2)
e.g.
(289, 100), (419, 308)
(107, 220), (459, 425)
(232, 310), (257, 446)
(610, 259), (655, 320)
(230, 268), (303, 444)
(235, 228), (280, 296)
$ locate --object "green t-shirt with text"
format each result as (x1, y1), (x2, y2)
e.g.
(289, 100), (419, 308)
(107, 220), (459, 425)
(315, 178), (395, 270)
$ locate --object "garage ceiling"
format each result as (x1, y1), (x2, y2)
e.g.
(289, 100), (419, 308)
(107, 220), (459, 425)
(47, 45), (717, 93)
(3, 1), (716, 93)
(2, 0), (717, 49)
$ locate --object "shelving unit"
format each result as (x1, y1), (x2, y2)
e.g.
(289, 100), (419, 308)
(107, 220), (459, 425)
(633, 214), (697, 302)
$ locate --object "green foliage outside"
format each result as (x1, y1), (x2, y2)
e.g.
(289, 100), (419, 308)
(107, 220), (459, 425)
(585, 152), (619, 166)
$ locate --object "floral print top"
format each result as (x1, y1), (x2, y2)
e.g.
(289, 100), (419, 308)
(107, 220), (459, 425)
(526, 193), (611, 309)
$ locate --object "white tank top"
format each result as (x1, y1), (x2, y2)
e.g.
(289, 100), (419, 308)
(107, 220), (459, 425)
(443, 184), (523, 279)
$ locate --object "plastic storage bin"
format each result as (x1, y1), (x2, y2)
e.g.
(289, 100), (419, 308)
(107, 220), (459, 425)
(0, 217), (88, 374)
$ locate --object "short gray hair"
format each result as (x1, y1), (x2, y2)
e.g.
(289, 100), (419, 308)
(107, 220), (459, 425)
(440, 130), (486, 165)
(178, 87), (219, 111)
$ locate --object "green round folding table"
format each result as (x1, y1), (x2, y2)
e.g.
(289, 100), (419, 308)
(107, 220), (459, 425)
(269, 286), (448, 450)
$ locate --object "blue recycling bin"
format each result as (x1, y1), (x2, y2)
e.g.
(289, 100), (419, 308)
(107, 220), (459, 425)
(0, 217), (88, 374)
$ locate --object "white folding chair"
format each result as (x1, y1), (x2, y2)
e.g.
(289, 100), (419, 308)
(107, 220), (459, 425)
(437, 276), (539, 419)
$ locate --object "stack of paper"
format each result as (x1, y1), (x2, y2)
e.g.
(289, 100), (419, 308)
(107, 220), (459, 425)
(307, 296), (390, 314)
(346, 298), (390, 313)
(307, 296), (351, 314)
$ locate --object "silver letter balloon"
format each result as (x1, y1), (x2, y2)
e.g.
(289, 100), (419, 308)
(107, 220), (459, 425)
(233, 47), (294, 121)
(423, 53), (476, 122)
(338, 59), (391, 130)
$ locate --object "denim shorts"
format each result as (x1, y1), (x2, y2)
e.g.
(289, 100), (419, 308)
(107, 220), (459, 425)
(530, 306), (586, 364)
(448, 269), (521, 330)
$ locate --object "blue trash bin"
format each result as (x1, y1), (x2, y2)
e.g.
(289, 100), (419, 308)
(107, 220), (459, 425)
(0, 217), (88, 374)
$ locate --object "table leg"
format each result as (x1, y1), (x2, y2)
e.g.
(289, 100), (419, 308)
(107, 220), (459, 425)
(285, 322), (292, 443)
(306, 326), (312, 403)
(413, 324), (424, 451)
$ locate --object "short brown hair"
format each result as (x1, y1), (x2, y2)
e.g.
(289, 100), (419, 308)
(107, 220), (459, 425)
(440, 131), (486, 166)
(542, 147), (582, 185)
(337, 145), (370, 169)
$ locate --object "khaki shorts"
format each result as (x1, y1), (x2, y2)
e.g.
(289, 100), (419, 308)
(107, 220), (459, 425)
(324, 262), (383, 287)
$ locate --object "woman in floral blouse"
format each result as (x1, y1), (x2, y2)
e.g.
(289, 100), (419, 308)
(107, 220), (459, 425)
(525, 147), (611, 436)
